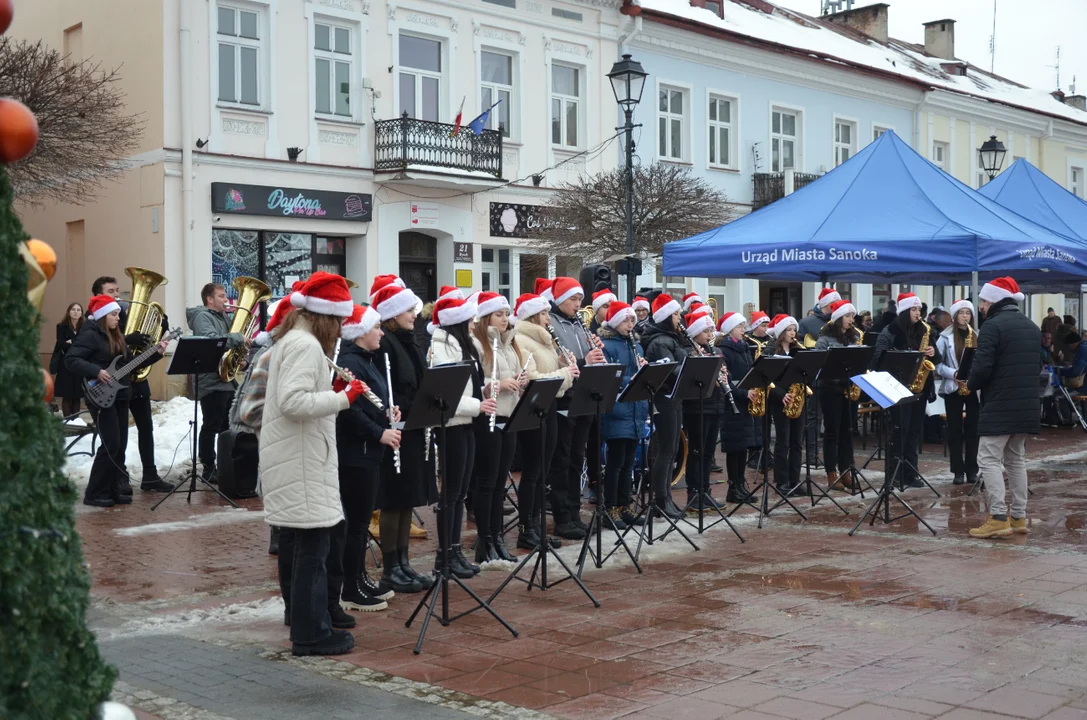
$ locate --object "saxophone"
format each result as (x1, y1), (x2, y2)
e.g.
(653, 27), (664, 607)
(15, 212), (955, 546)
(784, 382), (813, 419)
(746, 336), (768, 417)
(957, 325), (976, 396)
(908, 321), (936, 393)
(846, 329), (865, 400)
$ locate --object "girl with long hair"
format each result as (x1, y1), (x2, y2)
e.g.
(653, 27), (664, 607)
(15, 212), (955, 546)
(715, 312), (757, 503)
(815, 300), (861, 491)
(640, 294), (687, 519)
(767, 314), (804, 495)
(52, 301), (85, 416)
(936, 300), (979, 485)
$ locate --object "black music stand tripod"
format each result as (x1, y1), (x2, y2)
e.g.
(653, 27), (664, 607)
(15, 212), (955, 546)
(152, 337), (238, 511)
(405, 363), (518, 653)
(819, 345), (877, 499)
(488, 379), (599, 606)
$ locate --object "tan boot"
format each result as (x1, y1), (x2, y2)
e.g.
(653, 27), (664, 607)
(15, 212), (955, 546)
(969, 515), (1012, 539)
(826, 471), (839, 490)
(369, 511), (380, 541)
(409, 521), (428, 538)
(1010, 517), (1029, 534)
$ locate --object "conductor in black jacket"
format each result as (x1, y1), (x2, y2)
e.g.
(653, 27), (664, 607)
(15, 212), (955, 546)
(966, 277), (1041, 539)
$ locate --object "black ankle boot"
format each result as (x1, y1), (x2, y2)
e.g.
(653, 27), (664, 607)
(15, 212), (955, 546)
(453, 545), (481, 575)
(474, 535), (500, 564)
(517, 522), (540, 549)
(268, 526), (280, 555)
(398, 548), (433, 590)
(437, 548), (475, 579)
(382, 551), (422, 593)
(726, 482), (751, 504)
(492, 533), (516, 561)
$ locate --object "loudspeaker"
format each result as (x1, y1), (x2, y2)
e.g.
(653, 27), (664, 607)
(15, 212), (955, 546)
(578, 264), (613, 306)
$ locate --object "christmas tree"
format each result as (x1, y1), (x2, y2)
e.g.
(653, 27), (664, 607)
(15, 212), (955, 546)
(0, 3), (116, 716)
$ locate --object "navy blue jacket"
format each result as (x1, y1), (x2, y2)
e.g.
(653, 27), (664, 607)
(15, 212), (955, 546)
(335, 341), (390, 468)
(598, 326), (649, 442)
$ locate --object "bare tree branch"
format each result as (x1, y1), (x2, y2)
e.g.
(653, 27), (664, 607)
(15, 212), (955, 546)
(0, 38), (143, 206)
(536, 162), (735, 260)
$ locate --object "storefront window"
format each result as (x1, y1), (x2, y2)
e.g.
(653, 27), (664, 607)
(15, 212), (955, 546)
(212, 229), (261, 298)
(264, 233), (312, 298)
(211, 230), (348, 305)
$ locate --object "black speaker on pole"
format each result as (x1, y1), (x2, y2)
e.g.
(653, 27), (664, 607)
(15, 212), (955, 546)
(578, 264), (613, 306)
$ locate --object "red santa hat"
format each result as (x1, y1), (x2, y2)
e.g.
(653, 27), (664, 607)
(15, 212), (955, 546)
(717, 311), (745, 336)
(682, 292), (703, 311)
(652, 294), (681, 324)
(290, 272), (354, 317)
(767, 313), (798, 338)
(88, 294), (121, 321)
(533, 277), (553, 301)
(749, 310), (770, 329)
(592, 289), (617, 313)
(438, 285), (464, 302)
(369, 274), (405, 302)
(604, 301), (635, 329)
(434, 296), (478, 327)
(950, 299), (975, 318)
(817, 287), (841, 308)
(514, 293), (550, 322)
(980, 276), (1025, 304)
(373, 284), (421, 321)
(685, 312), (715, 339)
(687, 302), (712, 320)
(476, 291), (510, 319)
(254, 298), (289, 346)
(341, 304), (382, 342)
(896, 292), (922, 314)
(829, 299), (857, 322)
(632, 296), (650, 313)
(550, 276), (583, 306)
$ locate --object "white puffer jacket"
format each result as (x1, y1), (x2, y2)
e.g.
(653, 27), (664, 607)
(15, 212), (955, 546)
(514, 320), (574, 398)
(935, 324), (974, 397)
(429, 328), (482, 427)
(472, 326), (532, 417)
(260, 321), (350, 528)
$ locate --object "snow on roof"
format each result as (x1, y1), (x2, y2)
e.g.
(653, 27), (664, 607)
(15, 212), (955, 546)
(632, 0), (1087, 126)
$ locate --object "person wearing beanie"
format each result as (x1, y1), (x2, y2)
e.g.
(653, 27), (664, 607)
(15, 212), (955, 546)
(872, 292), (941, 491)
(814, 300), (862, 492)
(714, 312), (757, 503)
(682, 311), (727, 512)
(765, 314), (805, 495)
(935, 300), (980, 486)
(65, 295), (169, 507)
(640, 293), (688, 519)
(511, 293), (578, 549)
(259, 271), (367, 657)
(468, 292), (522, 564)
(429, 296), (499, 576)
(967, 277), (1040, 539)
(371, 282), (434, 589)
(534, 277), (554, 302)
(596, 302), (649, 528)
(547, 276), (605, 539)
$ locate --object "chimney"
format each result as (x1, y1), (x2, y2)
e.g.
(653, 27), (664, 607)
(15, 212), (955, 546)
(1067, 95), (1087, 111)
(823, 2), (888, 43)
(923, 19), (956, 60)
(1052, 89), (1066, 103)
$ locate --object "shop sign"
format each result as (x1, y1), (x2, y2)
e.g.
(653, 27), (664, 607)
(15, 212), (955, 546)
(453, 242), (474, 263)
(489, 202), (543, 238)
(211, 183), (372, 221)
(410, 201), (439, 228)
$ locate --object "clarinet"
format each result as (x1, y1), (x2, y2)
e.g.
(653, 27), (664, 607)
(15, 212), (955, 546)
(546, 324), (578, 368)
(385, 355), (401, 474)
(580, 322), (604, 364)
(489, 336), (499, 432)
(694, 342), (738, 414)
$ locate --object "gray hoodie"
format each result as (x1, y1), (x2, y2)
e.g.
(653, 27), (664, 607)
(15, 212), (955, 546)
(185, 305), (245, 398)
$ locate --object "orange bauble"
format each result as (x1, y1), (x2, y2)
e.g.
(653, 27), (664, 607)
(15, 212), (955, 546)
(0, 0), (12, 36)
(0, 98), (38, 163)
(42, 369), (54, 403)
(26, 238), (55, 280)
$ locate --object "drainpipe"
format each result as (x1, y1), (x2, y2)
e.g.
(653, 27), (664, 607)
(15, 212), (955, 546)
(180, 0), (196, 306)
(618, 14), (643, 50)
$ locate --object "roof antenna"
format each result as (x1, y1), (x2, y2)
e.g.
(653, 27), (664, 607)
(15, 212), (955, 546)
(988, 0), (996, 73)
(1049, 46), (1061, 90)
(821, 0), (853, 15)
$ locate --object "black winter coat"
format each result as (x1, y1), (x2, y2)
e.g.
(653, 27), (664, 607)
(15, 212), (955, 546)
(51, 322), (83, 398)
(716, 336), (756, 452)
(64, 321), (161, 404)
(683, 343), (724, 416)
(379, 327), (426, 413)
(335, 342), (389, 468)
(871, 319), (942, 391)
(798, 308), (829, 348)
(967, 299), (1041, 436)
(640, 320), (685, 401)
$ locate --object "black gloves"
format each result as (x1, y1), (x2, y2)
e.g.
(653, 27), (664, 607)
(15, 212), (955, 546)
(125, 332), (152, 347)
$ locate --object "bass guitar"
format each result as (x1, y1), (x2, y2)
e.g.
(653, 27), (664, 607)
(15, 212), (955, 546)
(83, 327), (181, 409)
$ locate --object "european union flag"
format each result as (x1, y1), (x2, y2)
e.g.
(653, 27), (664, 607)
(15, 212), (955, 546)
(467, 99), (503, 136)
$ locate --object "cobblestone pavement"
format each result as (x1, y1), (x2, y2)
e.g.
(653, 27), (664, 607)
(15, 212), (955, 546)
(81, 428), (1087, 719)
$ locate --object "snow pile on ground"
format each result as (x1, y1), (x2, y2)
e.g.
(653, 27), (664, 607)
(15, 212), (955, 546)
(97, 597), (284, 641)
(114, 508), (261, 536)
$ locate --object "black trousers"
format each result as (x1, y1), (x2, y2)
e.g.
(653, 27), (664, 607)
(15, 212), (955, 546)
(683, 411), (719, 496)
(941, 392), (979, 476)
(803, 390), (820, 463)
(437, 424), (474, 547)
(771, 403), (804, 489)
(86, 397), (130, 502)
(473, 418), (516, 539)
(603, 438), (637, 508)
(547, 412), (593, 522)
(332, 464), (379, 593)
(518, 406), (557, 527)
(128, 384), (156, 472)
(198, 390), (233, 471)
(887, 400), (925, 484)
(277, 525), (338, 645)
(725, 451), (747, 486)
(820, 388), (854, 474)
(650, 399), (682, 502)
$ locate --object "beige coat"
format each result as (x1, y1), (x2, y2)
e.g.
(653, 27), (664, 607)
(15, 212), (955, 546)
(472, 326), (529, 417)
(429, 328), (482, 427)
(260, 321), (350, 529)
(514, 320), (574, 398)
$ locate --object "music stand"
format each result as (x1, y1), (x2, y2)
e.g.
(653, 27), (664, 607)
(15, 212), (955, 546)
(488, 379), (600, 605)
(811, 346), (877, 505)
(404, 363), (517, 654)
(765, 350), (829, 512)
(727, 355), (794, 528)
(664, 355), (745, 542)
(152, 337), (237, 511)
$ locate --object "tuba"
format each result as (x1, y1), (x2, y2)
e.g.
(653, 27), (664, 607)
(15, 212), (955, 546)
(909, 321), (936, 393)
(846, 330), (865, 401)
(577, 305), (594, 330)
(746, 335), (769, 417)
(124, 267), (168, 382)
(957, 325), (977, 396)
(217, 276), (272, 382)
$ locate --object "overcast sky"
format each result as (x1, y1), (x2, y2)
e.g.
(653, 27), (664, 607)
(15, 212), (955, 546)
(769, 0), (1085, 95)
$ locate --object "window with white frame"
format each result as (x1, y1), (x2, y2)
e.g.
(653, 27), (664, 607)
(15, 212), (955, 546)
(658, 86), (686, 161)
(217, 4), (262, 106)
(834, 119), (856, 167)
(931, 141), (949, 169)
(873, 125), (891, 141)
(771, 107), (799, 172)
(707, 95), (734, 168)
(399, 34), (442, 122)
(314, 21), (353, 117)
(976, 170), (988, 189)
(480, 50), (513, 138)
(551, 64), (580, 149)
(1073, 167), (1084, 198)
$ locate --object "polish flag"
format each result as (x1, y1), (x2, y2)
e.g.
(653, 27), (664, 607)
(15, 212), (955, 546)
(450, 96), (466, 137)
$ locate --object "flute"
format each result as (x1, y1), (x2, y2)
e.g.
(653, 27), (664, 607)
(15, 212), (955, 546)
(326, 357), (385, 409)
(385, 355), (401, 474)
(518, 352), (533, 382)
(489, 336), (499, 433)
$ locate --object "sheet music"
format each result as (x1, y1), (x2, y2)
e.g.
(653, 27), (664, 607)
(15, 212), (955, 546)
(853, 371), (912, 408)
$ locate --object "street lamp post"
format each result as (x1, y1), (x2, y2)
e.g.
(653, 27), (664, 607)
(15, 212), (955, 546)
(978, 134), (1007, 181)
(608, 54), (647, 303)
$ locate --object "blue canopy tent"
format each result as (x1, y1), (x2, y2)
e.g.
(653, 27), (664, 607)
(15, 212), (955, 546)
(663, 131), (1087, 289)
(979, 158), (1087, 241)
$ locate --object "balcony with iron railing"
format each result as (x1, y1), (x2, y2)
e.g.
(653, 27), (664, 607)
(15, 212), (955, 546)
(751, 171), (823, 210)
(374, 113), (504, 181)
